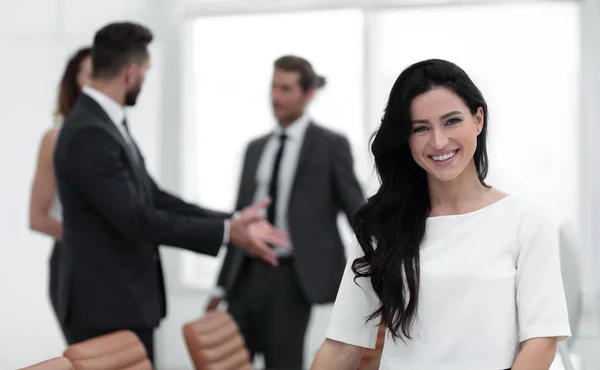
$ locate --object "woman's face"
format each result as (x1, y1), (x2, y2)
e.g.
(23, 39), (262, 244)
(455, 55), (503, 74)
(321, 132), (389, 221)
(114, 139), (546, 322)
(77, 56), (92, 89)
(408, 87), (483, 183)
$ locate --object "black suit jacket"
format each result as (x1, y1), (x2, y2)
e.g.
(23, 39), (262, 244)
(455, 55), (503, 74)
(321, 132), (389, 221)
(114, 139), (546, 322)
(217, 122), (365, 304)
(53, 94), (229, 329)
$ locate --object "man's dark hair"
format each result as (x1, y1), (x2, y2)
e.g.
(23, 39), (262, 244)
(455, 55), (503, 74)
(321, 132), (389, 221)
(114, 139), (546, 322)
(274, 55), (326, 92)
(92, 22), (153, 79)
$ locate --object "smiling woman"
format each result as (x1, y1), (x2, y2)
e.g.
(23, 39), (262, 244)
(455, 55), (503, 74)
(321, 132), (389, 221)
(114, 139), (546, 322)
(311, 59), (571, 370)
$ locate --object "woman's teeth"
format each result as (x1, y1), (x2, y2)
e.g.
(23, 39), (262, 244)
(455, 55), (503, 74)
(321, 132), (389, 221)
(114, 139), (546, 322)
(432, 150), (457, 162)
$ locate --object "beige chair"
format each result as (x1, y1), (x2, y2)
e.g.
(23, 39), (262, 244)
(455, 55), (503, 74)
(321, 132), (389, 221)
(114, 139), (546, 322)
(63, 330), (152, 370)
(183, 311), (252, 370)
(18, 357), (73, 370)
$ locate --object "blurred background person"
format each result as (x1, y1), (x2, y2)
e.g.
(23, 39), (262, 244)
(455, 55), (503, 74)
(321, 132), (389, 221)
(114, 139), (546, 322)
(28, 46), (92, 344)
(206, 55), (365, 370)
(53, 22), (288, 363)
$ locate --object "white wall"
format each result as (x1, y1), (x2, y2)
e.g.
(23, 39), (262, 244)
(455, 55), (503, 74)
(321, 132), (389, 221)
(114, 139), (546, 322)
(0, 0), (162, 366)
(581, 0), (600, 307)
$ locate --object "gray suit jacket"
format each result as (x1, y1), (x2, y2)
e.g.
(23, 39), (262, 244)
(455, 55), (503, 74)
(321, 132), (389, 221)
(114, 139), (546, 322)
(217, 122), (365, 304)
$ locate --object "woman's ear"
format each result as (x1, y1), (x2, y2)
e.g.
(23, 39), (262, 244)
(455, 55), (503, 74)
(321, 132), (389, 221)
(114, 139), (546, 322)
(475, 107), (484, 133)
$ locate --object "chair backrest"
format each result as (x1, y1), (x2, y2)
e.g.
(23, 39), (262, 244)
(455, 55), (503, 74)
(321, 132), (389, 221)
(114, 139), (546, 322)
(357, 323), (385, 370)
(559, 221), (584, 349)
(63, 330), (152, 370)
(18, 357), (73, 370)
(183, 311), (252, 370)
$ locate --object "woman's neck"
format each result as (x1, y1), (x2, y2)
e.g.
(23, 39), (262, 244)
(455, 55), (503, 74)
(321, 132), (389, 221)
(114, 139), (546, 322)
(428, 161), (488, 215)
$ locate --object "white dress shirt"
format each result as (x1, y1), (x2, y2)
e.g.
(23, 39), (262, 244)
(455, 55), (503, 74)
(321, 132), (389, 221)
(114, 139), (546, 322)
(253, 114), (311, 256)
(82, 86), (230, 245)
(82, 86), (128, 142)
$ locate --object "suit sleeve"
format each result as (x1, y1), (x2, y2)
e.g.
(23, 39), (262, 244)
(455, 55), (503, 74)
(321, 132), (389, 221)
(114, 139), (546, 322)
(148, 175), (231, 219)
(331, 135), (365, 225)
(65, 126), (223, 256)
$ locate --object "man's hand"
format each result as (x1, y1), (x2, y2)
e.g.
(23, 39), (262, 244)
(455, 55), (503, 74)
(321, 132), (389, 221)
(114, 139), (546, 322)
(206, 297), (222, 312)
(237, 197), (270, 225)
(229, 198), (290, 266)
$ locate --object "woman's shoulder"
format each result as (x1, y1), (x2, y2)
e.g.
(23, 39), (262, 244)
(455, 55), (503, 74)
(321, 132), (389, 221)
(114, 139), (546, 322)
(41, 115), (66, 145)
(502, 193), (552, 216)
(40, 126), (60, 150)
(501, 193), (560, 237)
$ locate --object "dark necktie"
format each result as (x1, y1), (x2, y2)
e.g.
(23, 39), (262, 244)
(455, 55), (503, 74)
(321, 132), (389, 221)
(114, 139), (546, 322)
(267, 134), (287, 225)
(121, 118), (131, 141)
(121, 118), (139, 161)
(122, 118), (151, 198)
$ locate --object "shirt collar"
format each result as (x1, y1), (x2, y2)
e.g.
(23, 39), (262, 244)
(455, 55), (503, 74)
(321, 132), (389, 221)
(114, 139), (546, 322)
(82, 85), (126, 126)
(274, 113), (311, 140)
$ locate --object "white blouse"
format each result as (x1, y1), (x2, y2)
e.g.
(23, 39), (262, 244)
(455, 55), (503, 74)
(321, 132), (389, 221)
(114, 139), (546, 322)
(326, 195), (571, 370)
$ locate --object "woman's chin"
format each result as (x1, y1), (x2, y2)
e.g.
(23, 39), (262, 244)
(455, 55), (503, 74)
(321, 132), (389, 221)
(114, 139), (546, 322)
(426, 169), (461, 183)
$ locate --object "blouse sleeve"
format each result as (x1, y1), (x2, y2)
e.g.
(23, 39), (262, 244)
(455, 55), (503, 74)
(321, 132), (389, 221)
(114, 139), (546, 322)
(516, 206), (572, 343)
(325, 241), (381, 349)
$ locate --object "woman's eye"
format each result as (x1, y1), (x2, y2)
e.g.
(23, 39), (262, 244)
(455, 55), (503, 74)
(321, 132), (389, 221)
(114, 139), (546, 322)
(446, 118), (462, 126)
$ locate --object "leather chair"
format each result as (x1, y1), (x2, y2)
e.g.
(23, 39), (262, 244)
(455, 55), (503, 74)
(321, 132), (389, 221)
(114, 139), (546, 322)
(183, 311), (252, 370)
(63, 330), (152, 370)
(357, 323), (385, 370)
(18, 357), (73, 370)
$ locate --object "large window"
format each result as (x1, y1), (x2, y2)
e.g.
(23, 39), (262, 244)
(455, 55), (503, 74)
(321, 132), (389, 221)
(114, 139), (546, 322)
(181, 2), (581, 290)
(181, 9), (365, 288)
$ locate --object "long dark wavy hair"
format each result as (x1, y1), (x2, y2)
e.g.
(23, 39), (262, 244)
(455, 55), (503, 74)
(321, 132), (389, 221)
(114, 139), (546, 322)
(352, 59), (490, 341)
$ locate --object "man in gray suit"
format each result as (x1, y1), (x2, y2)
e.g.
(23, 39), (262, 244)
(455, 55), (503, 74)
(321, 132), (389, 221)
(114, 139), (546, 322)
(206, 55), (365, 369)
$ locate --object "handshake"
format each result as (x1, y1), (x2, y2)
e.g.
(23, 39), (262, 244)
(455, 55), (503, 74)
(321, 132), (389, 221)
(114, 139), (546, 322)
(228, 197), (290, 267)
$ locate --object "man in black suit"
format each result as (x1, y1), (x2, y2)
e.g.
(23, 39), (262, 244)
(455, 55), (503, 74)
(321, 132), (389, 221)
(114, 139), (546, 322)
(53, 22), (288, 362)
(206, 55), (365, 369)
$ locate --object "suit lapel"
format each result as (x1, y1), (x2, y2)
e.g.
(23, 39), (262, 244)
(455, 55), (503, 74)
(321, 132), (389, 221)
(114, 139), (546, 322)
(240, 123), (316, 208)
(80, 95), (148, 197)
(291, 122), (317, 194)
